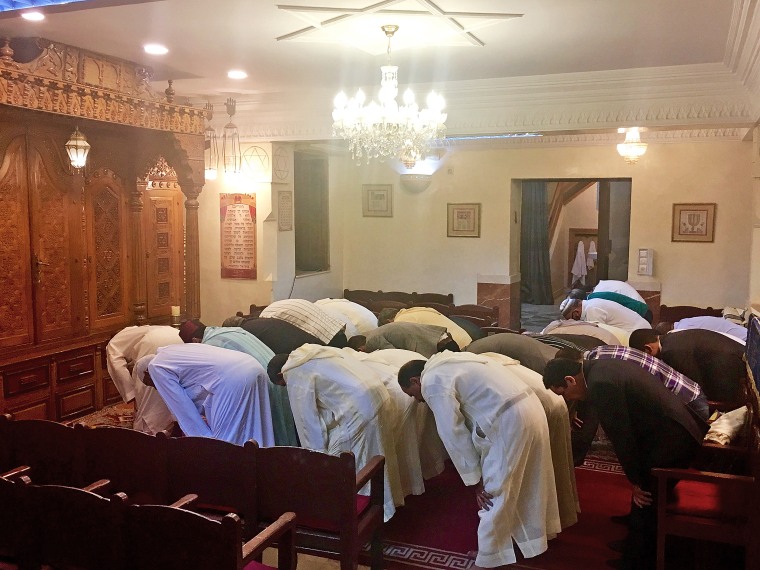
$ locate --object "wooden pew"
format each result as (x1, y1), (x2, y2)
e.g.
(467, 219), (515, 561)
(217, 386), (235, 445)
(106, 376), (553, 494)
(252, 443), (385, 570)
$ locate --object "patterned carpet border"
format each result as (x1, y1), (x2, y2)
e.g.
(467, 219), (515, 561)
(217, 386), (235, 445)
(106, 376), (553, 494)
(578, 458), (623, 474)
(379, 541), (474, 570)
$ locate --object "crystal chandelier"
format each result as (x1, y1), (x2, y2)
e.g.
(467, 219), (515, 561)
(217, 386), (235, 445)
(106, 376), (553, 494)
(617, 127), (647, 164)
(332, 25), (447, 169)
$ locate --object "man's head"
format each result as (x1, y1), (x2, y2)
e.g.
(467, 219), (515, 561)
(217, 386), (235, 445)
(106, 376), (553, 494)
(559, 298), (583, 320)
(347, 335), (367, 351)
(654, 321), (675, 336)
(398, 359), (427, 402)
(568, 288), (588, 300)
(542, 357), (587, 401)
(629, 328), (662, 357)
(377, 308), (401, 326)
(179, 319), (206, 343)
(267, 353), (290, 385)
(436, 332), (460, 353)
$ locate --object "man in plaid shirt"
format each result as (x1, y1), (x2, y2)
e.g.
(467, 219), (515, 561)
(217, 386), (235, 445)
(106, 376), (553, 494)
(583, 345), (709, 421)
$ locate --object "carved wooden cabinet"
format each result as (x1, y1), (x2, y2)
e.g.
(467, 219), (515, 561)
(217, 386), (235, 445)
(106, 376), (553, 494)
(0, 109), (187, 421)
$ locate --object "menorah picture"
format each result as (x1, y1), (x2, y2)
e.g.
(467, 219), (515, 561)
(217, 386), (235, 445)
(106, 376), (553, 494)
(672, 203), (716, 242)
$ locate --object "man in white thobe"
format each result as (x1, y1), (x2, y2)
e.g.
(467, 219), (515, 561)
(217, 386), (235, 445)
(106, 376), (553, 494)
(562, 297), (650, 334)
(398, 352), (561, 568)
(348, 348), (448, 490)
(477, 352), (579, 530)
(315, 298), (379, 337)
(393, 306), (473, 349)
(106, 325), (183, 434)
(268, 344), (403, 521)
(137, 343), (275, 447)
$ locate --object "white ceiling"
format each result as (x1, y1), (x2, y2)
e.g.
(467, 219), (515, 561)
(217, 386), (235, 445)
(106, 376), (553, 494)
(2, 0), (759, 145)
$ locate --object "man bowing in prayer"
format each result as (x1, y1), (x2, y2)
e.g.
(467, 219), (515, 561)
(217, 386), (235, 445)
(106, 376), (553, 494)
(268, 345), (404, 522)
(136, 343), (275, 447)
(398, 352), (561, 569)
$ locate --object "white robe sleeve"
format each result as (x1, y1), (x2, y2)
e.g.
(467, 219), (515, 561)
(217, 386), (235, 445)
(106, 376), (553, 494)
(426, 392), (482, 486)
(286, 372), (329, 452)
(106, 327), (143, 403)
(148, 361), (212, 438)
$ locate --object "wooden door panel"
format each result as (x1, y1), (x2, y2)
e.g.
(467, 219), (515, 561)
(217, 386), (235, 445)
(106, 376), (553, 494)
(85, 169), (131, 331)
(0, 136), (34, 348)
(28, 144), (80, 341)
(143, 189), (183, 319)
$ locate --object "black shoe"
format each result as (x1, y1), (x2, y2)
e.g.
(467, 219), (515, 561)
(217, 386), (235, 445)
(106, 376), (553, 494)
(607, 540), (626, 553)
(605, 558), (623, 569)
(610, 513), (631, 525)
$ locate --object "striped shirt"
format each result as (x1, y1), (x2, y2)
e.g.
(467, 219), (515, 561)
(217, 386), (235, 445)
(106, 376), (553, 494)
(260, 299), (345, 344)
(525, 333), (584, 352)
(584, 345), (701, 403)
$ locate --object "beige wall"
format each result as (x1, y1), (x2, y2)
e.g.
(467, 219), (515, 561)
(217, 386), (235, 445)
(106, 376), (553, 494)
(198, 144), (345, 326)
(336, 140), (753, 307)
(198, 139), (753, 317)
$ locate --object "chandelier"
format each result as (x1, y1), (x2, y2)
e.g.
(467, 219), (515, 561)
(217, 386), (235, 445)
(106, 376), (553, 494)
(332, 25), (447, 169)
(617, 127), (647, 164)
(222, 98), (242, 175)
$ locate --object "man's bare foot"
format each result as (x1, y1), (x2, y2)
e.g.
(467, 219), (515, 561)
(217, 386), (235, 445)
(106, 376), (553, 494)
(466, 550), (478, 560)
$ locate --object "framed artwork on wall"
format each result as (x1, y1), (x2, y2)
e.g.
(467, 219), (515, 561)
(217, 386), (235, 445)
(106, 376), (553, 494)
(362, 184), (393, 217)
(671, 203), (716, 242)
(447, 203), (481, 237)
(277, 190), (293, 231)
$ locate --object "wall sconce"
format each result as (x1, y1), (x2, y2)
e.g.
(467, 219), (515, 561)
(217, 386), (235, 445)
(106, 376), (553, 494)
(400, 173), (432, 193)
(222, 98), (241, 175)
(65, 127), (90, 170)
(204, 102), (219, 181)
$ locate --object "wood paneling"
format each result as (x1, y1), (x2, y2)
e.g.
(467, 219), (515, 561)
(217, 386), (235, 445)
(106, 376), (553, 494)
(143, 188), (183, 320)
(0, 135), (34, 348)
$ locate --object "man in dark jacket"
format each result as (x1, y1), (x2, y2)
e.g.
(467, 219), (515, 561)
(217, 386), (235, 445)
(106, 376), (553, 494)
(543, 357), (708, 569)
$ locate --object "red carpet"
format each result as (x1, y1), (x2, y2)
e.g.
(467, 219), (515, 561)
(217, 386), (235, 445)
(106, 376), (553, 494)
(375, 463), (631, 570)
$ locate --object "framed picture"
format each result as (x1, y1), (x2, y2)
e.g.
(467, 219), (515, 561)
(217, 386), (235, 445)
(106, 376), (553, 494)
(277, 190), (293, 232)
(671, 203), (716, 242)
(447, 203), (481, 237)
(362, 184), (393, 217)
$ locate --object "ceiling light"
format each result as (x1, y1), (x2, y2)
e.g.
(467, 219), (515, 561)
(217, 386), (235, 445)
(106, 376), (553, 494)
(21, 11), (45, 21)
(204, 102), (219, 181)
(332, 25), (446, 170)
(617, 127), (647, 164)
(144, 43), (169, 55)
(227, 70), (248, 80)
(222, 98), (242, 175)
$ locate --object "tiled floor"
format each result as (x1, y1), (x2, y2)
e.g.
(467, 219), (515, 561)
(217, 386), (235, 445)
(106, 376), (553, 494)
(520, 303), (561, 332)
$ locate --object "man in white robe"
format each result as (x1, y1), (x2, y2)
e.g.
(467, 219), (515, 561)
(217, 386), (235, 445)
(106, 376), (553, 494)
(477, 352), (579, 530)
(398, 352), (561, 569)
(137, 343), (275, 447)
(315, 298), (378, 337)
(561, 297), (650, 334)
(393, 306), (473, 349)
(268, 344), (403, 521)
(349, 348), (448, 487)
(105, 325), (183, 434)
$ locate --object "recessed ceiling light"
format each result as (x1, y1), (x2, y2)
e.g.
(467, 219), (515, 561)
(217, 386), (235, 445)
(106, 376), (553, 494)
(227, 70), (248, 80)
(21, 11), (45, 21)
(144, 43), (169, 55)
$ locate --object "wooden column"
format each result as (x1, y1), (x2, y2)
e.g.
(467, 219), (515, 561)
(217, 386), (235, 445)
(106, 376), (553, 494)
(131, 179), (148, 323)
(183, 183), (202, 320)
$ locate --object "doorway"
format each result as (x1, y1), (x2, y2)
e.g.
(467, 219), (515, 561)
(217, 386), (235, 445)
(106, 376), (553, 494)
(518, 179), (632, 331)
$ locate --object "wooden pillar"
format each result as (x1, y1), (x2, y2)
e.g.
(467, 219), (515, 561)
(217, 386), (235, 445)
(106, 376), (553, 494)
(131, 179), (148, 324)
(183, 183), (202, 320)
